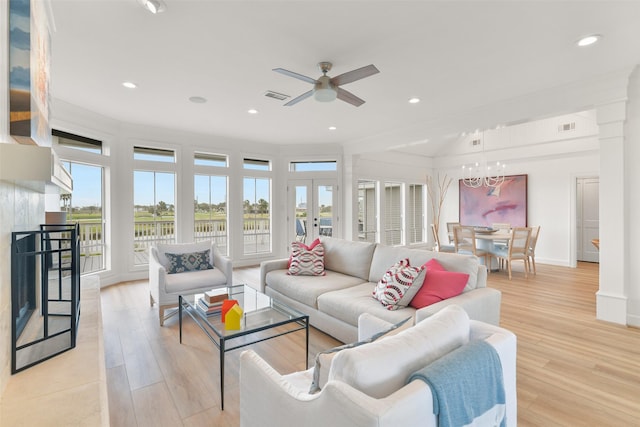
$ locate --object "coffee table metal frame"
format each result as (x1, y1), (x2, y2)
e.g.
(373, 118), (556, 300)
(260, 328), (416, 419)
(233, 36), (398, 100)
(178, 284), (309, 410)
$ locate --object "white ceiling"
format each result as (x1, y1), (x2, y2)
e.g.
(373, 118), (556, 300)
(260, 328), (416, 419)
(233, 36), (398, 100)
(49, 1), (640, 157)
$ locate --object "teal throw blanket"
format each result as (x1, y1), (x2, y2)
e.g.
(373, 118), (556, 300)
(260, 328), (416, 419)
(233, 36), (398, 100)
(408, 340), (506, 427)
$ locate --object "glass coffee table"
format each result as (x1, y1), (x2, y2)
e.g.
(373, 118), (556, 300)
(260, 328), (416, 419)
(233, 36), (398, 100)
(178, 284), (309, 410)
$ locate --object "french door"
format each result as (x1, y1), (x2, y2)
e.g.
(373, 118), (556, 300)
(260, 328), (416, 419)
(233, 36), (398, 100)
(288, 179), (338, 246)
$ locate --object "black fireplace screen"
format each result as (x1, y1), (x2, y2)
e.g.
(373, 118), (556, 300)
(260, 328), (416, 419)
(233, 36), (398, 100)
(11, 223), (81, 373)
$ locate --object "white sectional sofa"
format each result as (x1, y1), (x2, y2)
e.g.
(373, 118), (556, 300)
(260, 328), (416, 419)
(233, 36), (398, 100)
(259, 237), (501, 343)
(240, 305), (517, 427)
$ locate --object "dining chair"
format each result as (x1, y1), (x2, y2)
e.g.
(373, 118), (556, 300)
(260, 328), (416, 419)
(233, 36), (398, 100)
(491, 227), (531, 279)
(431, 224), (455, 252)
(491, 222), (511, 249)
(446, 222), (460, 244)
(453, 226), (492, 272)
(527, 225), (541, 274)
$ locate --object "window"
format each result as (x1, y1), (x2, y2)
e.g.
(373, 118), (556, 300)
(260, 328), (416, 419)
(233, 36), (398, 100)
(408, 184), (425, 244)
(54, 130), (107, 275)
(134, 146), (175, 163)
(289, 161), (337, 172)
(60, 161), (105, 273)
(244, 158), (270, 171)
(384, 182), (404, 246)
(243, 177), (271, 254)
(54, 129), (102, 154)
(357, 180), (377, 242)
(133, 171), (175, 264)
(195, 152), (228, 167)
(194, 174), (228, 255)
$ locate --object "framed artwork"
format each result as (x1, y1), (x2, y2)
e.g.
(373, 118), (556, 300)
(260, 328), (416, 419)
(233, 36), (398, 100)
(459, 174), (528, 227)
(9, 0), (51, 146)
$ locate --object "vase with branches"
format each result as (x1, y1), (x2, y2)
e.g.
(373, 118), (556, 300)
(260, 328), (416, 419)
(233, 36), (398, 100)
(426, 173), (452, 247)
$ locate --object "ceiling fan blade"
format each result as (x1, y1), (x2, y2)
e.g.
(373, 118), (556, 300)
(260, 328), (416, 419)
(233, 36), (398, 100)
(331, 64), (379, 86)
(336, 87), (365, 107)
(284, 90), (314, 106)
(273, 68), (317, 85)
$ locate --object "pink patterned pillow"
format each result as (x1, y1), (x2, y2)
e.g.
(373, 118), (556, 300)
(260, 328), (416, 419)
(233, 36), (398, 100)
(287, 240), (326, 276)
(288, 238), (320, 268)
(373, 259), (426, 310)
(409, 258), (469, 309)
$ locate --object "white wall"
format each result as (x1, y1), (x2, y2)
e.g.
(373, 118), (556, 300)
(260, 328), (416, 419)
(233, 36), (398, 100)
(0, 0), (47, 395)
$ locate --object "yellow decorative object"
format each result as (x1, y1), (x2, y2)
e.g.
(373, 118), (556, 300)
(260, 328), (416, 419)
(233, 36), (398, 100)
(225, 304), (243, 330)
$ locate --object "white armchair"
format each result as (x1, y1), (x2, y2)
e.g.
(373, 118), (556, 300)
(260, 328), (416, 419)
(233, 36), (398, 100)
(240, 305), (517, 427)
(149, 240), (232, 325)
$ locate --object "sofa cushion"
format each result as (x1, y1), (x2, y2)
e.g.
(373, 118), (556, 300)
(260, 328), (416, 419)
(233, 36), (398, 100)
(410, 259), (469, 309)
(265, 269), (366, 308)
(318, 283), (416, 327)
(165, 250), (213, 274)
(320, 237), (377, 281)
(309, 317), (412, 394)
(329, 305), (471, 399)
(287, 240), (326, 276)
(369, 245), (479, 291)
(373, 258), (426, 310)
(164, 268), (228, 294)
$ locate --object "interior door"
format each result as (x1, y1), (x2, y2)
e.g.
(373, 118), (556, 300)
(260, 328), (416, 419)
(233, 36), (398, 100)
(288, 179), (337, 246)
(577, 177), (599, 262)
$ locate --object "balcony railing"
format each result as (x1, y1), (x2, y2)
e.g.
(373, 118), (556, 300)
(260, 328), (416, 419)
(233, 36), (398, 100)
(74, 218), (271, 271)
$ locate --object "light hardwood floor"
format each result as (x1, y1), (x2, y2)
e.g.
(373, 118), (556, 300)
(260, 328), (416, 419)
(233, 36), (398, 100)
(101, 262), (640, 426)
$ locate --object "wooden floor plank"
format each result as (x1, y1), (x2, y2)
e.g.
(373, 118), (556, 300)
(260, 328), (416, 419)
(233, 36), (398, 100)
(106, 365), (137, 427)
(131, 382), (183, 427)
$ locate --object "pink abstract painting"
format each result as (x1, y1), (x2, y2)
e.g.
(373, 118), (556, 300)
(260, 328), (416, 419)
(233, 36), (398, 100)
(459, 175), (528, 227)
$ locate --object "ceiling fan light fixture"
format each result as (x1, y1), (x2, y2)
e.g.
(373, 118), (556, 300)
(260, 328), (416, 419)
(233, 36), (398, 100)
(314, 87), (337, 102)
(314, 75), (337, 102)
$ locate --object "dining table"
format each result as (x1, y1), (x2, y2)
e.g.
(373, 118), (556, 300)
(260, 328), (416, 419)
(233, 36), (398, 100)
(474, 230), (512, 271)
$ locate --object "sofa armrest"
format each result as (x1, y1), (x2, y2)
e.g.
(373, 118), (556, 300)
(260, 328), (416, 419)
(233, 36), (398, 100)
(259, 258), (289, 293)
(148, 247), (167, 304)
(212, 245), (233, 287)
(475, 264), (488, 288)
(469, 320), (517, 427)
(415, 287), (501, 326)
(358, 313), (395, 341)
(240, 349), (434, 427)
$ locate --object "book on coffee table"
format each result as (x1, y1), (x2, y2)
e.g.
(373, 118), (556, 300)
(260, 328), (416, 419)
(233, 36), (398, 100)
(204, 288), (228, 304)
(197, 298), (223, 316)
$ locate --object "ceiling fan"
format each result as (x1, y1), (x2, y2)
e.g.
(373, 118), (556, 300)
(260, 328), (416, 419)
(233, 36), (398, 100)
(273, 62), (379, 107)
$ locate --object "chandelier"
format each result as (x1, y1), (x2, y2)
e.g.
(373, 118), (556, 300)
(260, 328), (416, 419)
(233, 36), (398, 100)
(461, 131), (506, 188)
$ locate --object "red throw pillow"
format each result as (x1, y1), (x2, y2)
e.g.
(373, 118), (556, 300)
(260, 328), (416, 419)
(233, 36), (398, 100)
(288, 238), (321, 268)
(409, 258), (469, 309)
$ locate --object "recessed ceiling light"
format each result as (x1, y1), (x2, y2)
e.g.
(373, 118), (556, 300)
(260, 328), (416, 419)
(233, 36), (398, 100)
(577, 34), (602, 47)
(122, 81), (137, 89)
(328, 126), (337, 131)
(248, 109), (258, 114)
(189, 96), (207, 104)
(408, 97), (421, 104)
(141, 0), (166, 14)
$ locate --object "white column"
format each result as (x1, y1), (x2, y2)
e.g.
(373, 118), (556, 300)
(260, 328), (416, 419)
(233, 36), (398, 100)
(595, 99), (628, 324)
(623, 66), (640, 327)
